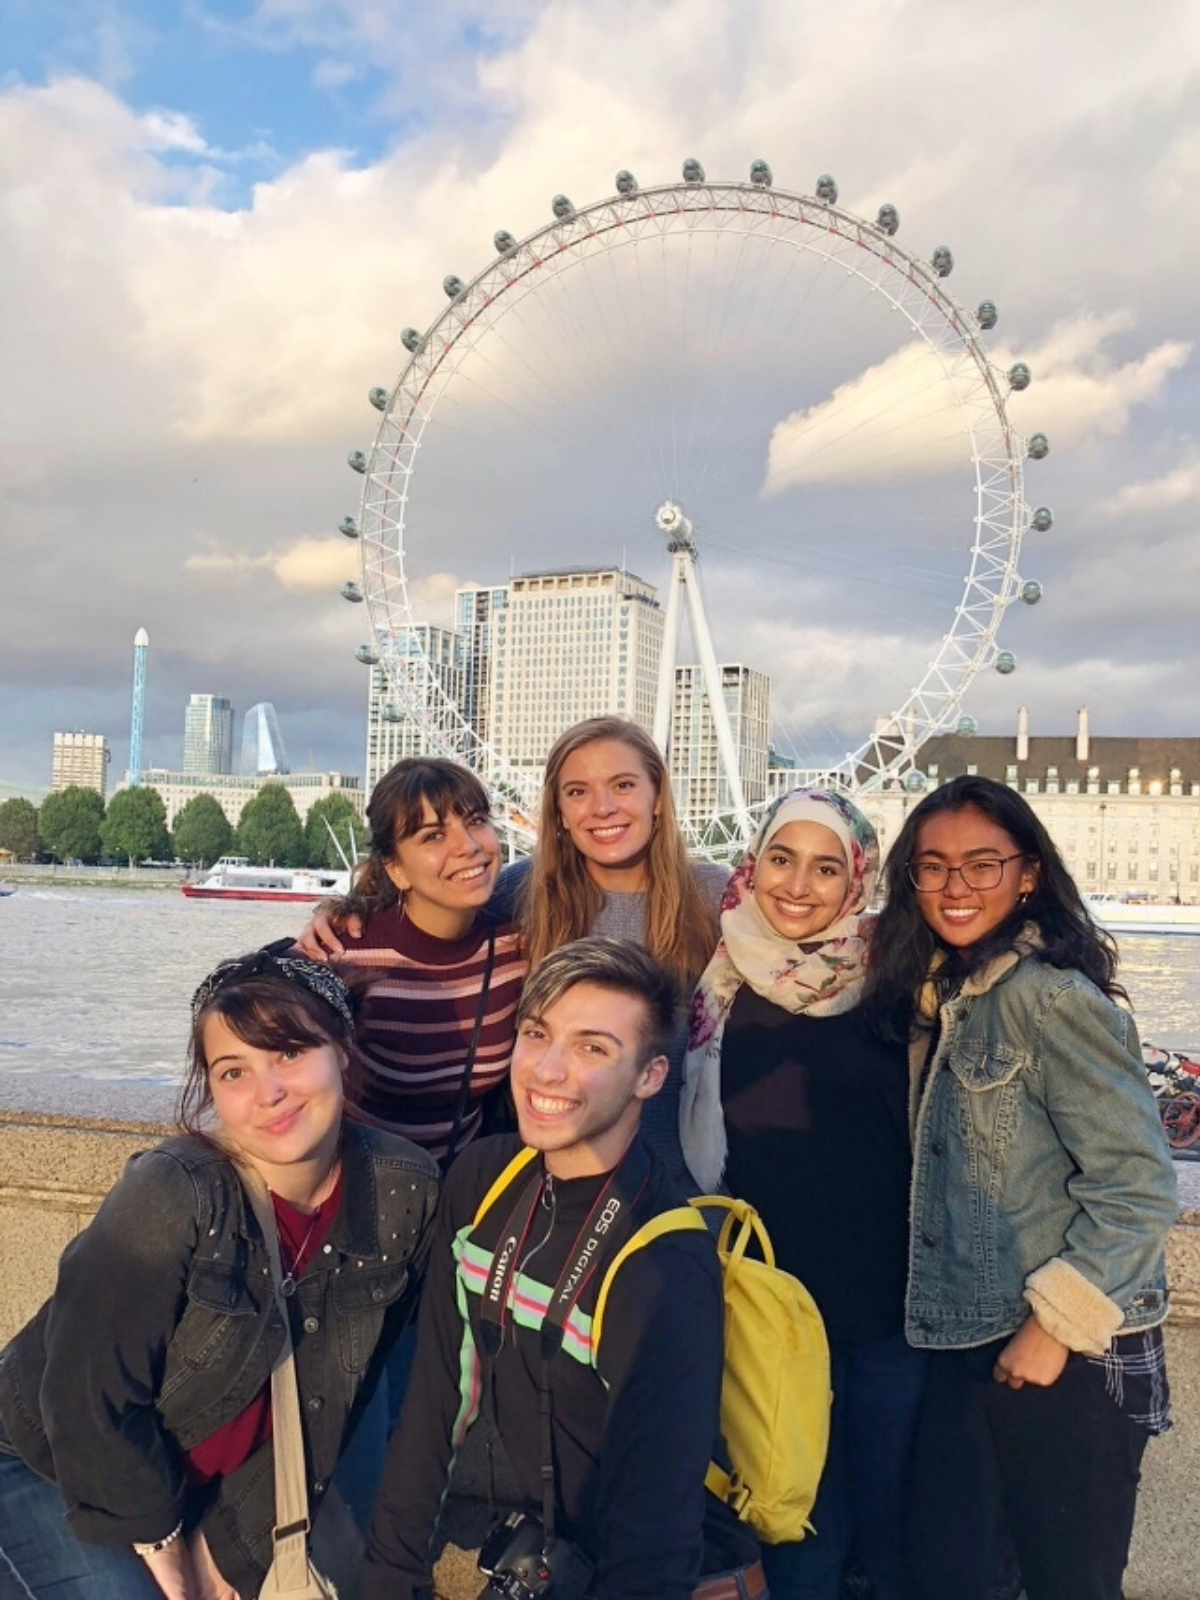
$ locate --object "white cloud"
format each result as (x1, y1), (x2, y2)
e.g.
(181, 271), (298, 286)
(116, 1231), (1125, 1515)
(1103, 457), (1200, 517)
(5, 0), (1200, 794)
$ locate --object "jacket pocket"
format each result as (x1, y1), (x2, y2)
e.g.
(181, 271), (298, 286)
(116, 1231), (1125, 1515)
(947, 1042), (1028, 1093)
(332, 1264), (412, 1375)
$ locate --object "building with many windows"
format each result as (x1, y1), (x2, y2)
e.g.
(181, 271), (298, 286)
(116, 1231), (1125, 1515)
(365, 625), (464, 791)
(455, 585), (508, 757)
(489, 567), (664, 771)
(860, 708), (1200, 903)
(51, 732), (110, 797)
(183, 694), (234, 775)
(135, 769), (362, 829)
(669, 663), (770, 821)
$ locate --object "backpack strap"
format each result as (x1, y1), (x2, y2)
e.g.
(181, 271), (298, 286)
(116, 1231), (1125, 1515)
(471, 1146), (539, 1228)
(590, 1203), (754, 1519)
(590, 1205), (706, 1351)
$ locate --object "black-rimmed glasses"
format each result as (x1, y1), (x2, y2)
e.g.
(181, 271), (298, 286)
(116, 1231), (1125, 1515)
(907, 853), (1027, 893)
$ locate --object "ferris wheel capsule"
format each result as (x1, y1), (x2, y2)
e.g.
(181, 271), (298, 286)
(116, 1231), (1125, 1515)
(443, 275), (465, 299)
(338, 516), (358, 539)
(815, 174), (838, 204)
(368, 387), (389, 412)
(341, 581), (364, 603)
(977, 300), (998, 330)
(876, 203), (899, 235)
(1030, 506), (1054, 532)
(955, 714), (978, 736)
(1027, 432), (1050, 460)
(615, 170), (638, 195)
(401, 328), (425, 354)
(995, 650), (1017, 674)
(902, 769), (928, 793)
(931, 246), (954, 277)
(354, 644), (380, 664)
(1009, 362), (1032, 391)
(750, 160), (773, 186)
(493, 230), (518, 255)
(682, 158), (705, 184)
(381, 703), (405, 723)
(1020, 579), (1044, 604)
(551, 195), (575, 221)
(347, 450), (368, 474)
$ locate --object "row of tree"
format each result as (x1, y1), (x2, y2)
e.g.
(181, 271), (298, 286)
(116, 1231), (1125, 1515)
(0, 786), (363, 871)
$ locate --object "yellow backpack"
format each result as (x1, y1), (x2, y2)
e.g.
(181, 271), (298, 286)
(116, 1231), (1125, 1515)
(471, 1155), (831, 1545)
(593, 1194), (831, 1544)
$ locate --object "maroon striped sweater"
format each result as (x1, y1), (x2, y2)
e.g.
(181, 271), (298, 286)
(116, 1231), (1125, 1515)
(333, 906), (527, 1161)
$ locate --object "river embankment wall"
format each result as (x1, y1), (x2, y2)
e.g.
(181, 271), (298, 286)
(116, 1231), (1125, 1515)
(1, 1075), (1197, 1600)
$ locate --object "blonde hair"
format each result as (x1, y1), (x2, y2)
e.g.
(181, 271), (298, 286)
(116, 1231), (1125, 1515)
(519, 717), (718, 988)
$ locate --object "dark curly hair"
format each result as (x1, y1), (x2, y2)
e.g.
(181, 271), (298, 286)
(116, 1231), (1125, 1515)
(863, 775), (1122, 1043)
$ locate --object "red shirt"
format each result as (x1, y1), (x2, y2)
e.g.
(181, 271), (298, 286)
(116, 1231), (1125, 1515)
(185, 1176), (343, 1486)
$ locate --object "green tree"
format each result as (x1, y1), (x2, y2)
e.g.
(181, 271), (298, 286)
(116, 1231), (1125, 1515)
(172, 793), (233, 867)
(101, 786), (171, 866)
(38, 786), (105, 863)
(0, 797), (40, 860)
(235, 783), (305, 866)
(303, 792), (363, 869)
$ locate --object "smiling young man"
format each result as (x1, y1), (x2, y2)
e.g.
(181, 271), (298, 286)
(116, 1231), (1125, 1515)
(362, 938), (764, 1600)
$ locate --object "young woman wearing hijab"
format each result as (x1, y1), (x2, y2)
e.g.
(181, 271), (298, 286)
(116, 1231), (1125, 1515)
(680, 787), (923, 1600)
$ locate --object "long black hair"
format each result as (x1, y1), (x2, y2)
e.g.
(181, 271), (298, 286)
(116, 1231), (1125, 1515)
(863, 775), (1122, 1042)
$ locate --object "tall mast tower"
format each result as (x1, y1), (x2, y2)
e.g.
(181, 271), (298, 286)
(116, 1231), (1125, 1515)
(128, 627), (149, 787)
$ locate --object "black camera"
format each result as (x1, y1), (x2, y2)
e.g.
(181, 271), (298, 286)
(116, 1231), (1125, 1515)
(477, 1511), (594, 1600)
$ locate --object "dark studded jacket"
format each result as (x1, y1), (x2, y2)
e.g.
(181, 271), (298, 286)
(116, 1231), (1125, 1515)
(0, 1122), (438, 1595)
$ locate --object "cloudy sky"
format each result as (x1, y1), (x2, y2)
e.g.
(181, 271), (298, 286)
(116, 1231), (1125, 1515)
(3, 0), (1198, 802)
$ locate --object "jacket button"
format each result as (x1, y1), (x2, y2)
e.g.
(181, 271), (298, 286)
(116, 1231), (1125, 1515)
(371, 1286), (386, 1303)
(921, 1232), (938, 1249)
(307, 1395), (324, 1411)
(313, 1481), (326, 1496)
(931, 1140), (944, 1156)
(303, 1316), (320, 1333)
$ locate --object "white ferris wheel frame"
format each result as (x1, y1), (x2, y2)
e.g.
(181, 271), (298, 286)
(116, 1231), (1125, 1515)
(353, 177), (1031, 856)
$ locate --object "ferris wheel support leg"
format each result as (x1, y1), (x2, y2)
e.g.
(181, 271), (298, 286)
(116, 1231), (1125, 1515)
(652, 551), (686, 756)
(682, 565), (752, 838)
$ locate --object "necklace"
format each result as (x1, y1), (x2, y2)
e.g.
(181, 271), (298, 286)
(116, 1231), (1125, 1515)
(279, 1208), (322, 1298)
(275, 1161), (341, 1298)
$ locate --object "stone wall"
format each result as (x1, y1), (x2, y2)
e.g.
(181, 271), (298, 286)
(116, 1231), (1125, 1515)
(1, 1076), (1197, 1600)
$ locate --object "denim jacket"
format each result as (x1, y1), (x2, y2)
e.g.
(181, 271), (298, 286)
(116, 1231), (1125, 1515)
(906, 949), (1177, 1353)
(0, 1122), (438, 1595)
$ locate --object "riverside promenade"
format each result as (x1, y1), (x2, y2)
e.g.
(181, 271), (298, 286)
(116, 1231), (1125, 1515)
(2, 1073), (1197, 1600)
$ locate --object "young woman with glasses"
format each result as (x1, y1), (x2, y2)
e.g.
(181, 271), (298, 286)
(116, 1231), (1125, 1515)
(864, 775), (1177, 1600)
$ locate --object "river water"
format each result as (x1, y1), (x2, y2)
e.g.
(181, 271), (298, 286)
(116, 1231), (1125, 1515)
(2, 886), (1200, 1084)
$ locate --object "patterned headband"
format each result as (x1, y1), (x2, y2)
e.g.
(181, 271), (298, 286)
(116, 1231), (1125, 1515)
(191, 938), (355, 1032)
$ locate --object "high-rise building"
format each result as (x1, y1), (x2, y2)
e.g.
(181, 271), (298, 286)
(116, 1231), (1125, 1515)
(51, 732), (110, 797)
(366, 625), (464, 791)
(489, 568), (663, 770)
(669, 663), (770, 821)
(184, 694), (234, 775)
(240, 703), (289, 776)
(455, 584), (509, 755)
(128, 627), (148, 787)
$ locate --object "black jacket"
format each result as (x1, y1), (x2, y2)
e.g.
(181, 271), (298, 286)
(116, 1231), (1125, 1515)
(363, 1134), (758, 1600)
(0, 1122), (438, 1595)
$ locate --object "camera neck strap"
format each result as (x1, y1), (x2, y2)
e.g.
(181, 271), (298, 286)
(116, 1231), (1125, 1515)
(476, 1141), (650, 1542)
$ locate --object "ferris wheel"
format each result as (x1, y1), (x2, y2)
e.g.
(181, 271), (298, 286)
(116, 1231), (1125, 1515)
(338, 161), (1049, 857)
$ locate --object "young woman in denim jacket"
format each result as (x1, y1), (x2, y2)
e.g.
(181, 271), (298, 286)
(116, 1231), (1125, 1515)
(865, 776), (1177, 1600)
(0, 948), (438, 1600)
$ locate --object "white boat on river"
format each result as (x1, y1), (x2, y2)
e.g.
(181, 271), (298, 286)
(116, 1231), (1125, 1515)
(181, 857), (350, 903)
(1083, 894), (1200, 936)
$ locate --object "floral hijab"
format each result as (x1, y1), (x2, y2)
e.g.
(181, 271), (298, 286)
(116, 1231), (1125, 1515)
(679, 787), (880, 1190)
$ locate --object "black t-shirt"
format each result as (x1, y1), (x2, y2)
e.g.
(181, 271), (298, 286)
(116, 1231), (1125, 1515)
(720, 989), (911, 1343)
